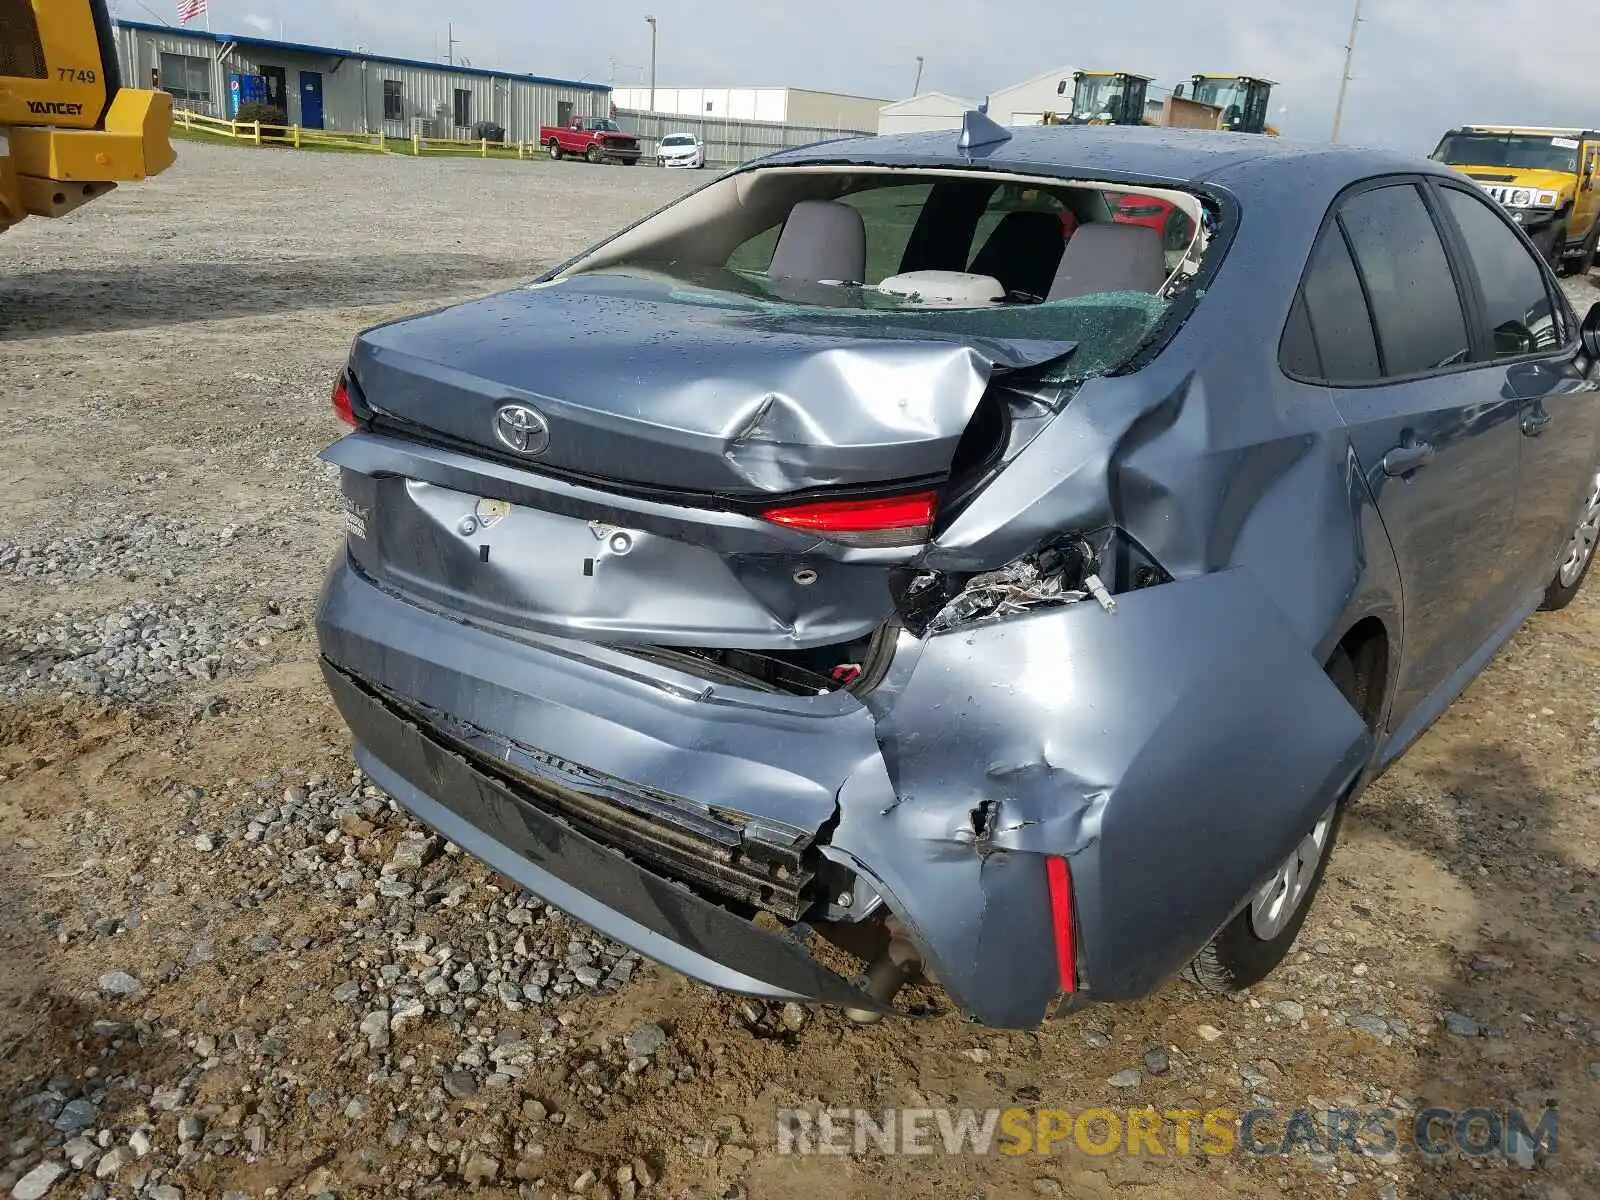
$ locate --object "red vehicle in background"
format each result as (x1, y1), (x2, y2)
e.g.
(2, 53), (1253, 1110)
(1108, 192), (1195, 249)
(541, 117), (641, 165)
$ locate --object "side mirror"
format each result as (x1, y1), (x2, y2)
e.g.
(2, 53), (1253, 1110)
(1056, 80), (1067, 95)
(1582, 303), (1600, 359)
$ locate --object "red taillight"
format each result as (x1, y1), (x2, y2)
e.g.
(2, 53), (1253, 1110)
(1045, 856), (1077, 995)
(759, 490), (938, 548)
(332, 374), (357, 427)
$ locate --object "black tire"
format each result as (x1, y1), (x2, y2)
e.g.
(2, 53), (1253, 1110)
(1184, 648), (1362, 993)
(585, 145), (601, 164)
(1577, 223), (1600, 279)
(1549, 223), (1573, 275)
(546, 139), (561, 160)
(1539, 469), (1600, 611)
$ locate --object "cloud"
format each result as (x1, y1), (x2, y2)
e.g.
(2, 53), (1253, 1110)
(241, 14), (275, 34)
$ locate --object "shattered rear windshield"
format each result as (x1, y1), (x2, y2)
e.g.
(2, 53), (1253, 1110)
(571, 171), (1210, 381)
(607, 262), (1167, 381)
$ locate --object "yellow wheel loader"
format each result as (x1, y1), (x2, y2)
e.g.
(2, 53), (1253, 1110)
(1051, 71), (1153, 126)
(1174, 75), (1280, 136)
(1, 0), (175, 236)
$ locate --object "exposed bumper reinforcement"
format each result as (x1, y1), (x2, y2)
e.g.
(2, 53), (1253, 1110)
(320, 658), (889, 1014)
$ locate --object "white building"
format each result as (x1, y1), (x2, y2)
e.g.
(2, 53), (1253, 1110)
(875, 91), (976, 135)
(986, 65), (1077, 126)
(114, 19), (610, 141)
(611, 86), (886, 133)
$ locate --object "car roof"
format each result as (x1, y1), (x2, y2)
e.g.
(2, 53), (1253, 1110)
(755, 124), (1447, 191)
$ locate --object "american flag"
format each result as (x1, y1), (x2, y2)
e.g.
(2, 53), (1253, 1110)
(176, 0), (208, 24)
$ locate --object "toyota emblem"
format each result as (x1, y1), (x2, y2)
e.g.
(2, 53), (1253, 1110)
(493, 403), (550, 456)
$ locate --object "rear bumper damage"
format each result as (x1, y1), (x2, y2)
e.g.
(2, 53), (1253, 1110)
(317, 557), (1371, 1029)
(321, 658), (890, 1014)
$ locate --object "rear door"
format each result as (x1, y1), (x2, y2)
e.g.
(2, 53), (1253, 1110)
(1293, 178), (1524, 724)
(1430, 180), (1600, 582)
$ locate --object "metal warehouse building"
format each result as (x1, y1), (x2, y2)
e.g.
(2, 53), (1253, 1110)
(113, 20), (610, 142)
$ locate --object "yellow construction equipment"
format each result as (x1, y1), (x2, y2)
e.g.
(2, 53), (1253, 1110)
(1043, 71), (1280, 136)
(1176, 75), (1280, 136)
(1, 0), (175, 235)
(1049, 71), (1153, 126)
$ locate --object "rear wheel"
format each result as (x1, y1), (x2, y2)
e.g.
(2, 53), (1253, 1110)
(1540, 469), (1600, 611)
(1549, 222), (1573, 275)
(1184, 647), (1363, 993)
(546, 139), (561, 160)
(1576, 222), (1600, 279)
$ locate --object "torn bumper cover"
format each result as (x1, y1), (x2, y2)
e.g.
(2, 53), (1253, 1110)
(321, 660), (889, 1014)
(317, 560), (1371, 1029)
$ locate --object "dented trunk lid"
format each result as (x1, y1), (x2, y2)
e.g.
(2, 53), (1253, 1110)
(347, 273), (1074, 497)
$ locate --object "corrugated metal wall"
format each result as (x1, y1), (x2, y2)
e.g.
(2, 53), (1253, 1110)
(783, 90), (891, 136)
(615, 110), (873, 166)
(116, 27), (607, 142)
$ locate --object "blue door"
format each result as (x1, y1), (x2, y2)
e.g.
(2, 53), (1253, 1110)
(299, 71), (324, 129)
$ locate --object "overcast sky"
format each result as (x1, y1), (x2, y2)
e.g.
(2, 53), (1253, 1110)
(118, 0), (1597, 152)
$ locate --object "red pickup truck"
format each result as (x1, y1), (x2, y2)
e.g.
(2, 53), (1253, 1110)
(540, 117), (642, 165)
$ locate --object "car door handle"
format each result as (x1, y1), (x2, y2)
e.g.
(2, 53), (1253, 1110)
(1381, 440), (1435, 476)
(1522, 408), (1552, 437)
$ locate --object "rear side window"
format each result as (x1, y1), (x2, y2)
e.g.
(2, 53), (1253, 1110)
(1280, 294), (1322, 378)
(1438, 186), (1561, 357)
(1297, 228), (1381, 382)
(1338, 184), (1471, 376)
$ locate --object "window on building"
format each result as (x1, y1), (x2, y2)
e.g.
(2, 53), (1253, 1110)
(1439, 185), (1561, 357)
(158, 53), (213, 108)
(383, 79), (403, 121)
(453, 88), (471, 128)
(1338, 184), (1471, 376)
(0, 0), (47, 79)
(556, 100), (574, 127)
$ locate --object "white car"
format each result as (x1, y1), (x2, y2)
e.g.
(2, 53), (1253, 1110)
(657, 133), (706, 169)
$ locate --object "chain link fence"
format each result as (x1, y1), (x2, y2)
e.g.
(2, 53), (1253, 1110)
(615, 109), (874, 167)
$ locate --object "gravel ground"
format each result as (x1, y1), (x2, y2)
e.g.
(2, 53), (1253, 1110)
(1, 142), (1599, 1200)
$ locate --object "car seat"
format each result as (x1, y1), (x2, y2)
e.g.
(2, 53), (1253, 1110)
(1046, 222), (1167, 300)
(768, 200), (868, 284)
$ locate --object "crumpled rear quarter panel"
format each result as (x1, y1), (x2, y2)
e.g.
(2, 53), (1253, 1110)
(833, 568), (1373, 1026)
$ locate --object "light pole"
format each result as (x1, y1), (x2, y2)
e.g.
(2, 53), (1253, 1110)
(645, 16), (657, 113)
(912, 56), (924, 96)
(1330, 0), (1363, 143)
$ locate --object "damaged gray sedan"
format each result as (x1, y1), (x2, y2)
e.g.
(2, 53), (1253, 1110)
(315, 117), (1600, 1029)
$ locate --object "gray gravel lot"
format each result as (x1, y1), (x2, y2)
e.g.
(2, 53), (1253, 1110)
(0, 142), (1598, 1200)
